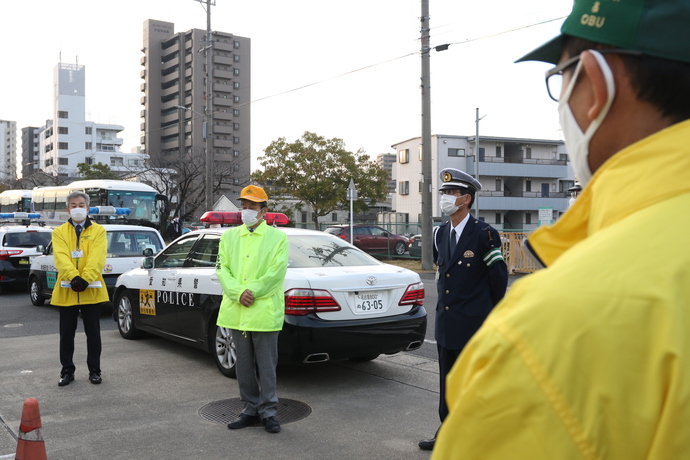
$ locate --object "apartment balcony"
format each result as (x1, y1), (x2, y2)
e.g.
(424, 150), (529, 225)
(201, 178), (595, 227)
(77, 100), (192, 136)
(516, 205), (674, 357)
(213, 111), (234, 121)
(161, 125), (181, 138)
(140, 82), (146, 92)
(140, 69), (146, 79)
(476, 192), (568, 212)
(213, 124), (234, 135)
(161, 85), (180, 98)
(162, 71), (179, 85)
(466, 156), (568, 179)
(213, 97), (233, 107)
(214, 41), (235, 53)
(214, 69), (234, 80)
(140, 96), (146, 106)
(212, 55), (234, 66)
(161, 111), (181, 124)
(140, 55), (146, 66)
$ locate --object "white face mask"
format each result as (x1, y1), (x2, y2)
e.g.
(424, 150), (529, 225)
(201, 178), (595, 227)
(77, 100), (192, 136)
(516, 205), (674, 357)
(557, 50), (616, 188)
(241, 209), (261, 227)
(69, 207), (88, 223)
(440, 194), (461, 216)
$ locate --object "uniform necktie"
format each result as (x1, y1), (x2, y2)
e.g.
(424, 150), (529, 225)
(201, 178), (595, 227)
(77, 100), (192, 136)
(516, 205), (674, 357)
(450, 228), (457, 254)
(76, 225), (82, 239)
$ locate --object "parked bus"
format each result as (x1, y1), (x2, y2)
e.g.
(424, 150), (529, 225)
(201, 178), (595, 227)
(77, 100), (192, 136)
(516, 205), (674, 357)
(0, 190), (33, 213)
(32, 180), (167, 228)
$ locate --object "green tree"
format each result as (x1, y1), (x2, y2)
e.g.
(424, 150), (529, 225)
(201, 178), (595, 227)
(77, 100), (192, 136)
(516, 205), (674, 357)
(252, 131), (388, 228)
(76, 163), (121, 180)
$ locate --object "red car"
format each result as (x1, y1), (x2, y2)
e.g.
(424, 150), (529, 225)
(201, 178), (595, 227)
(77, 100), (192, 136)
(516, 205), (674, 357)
(324, 225), (409, 255)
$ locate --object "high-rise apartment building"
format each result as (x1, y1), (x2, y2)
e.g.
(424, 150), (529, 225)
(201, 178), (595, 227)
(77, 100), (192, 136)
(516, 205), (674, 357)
(0, 119), (17, 183)
(140, 19), (251, 203)
(376, 153), (397, 194)
(21, 126), (40, 178)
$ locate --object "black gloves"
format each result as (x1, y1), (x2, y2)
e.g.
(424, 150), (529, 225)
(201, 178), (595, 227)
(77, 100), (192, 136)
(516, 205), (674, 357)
(70, 276), (90, 292)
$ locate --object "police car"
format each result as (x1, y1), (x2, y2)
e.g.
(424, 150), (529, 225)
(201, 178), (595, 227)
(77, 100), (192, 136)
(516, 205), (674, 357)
(113, 211), (427, 378)
(0, 220), (53, 294)
(28, 224), (165, 306)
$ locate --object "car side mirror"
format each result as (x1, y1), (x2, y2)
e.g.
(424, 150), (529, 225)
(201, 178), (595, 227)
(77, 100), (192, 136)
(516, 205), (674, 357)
(36, 245), (46, 255)
(142, 247), (154, 257)
(382, 231), (389, 237)
(142, 256), (154, 269)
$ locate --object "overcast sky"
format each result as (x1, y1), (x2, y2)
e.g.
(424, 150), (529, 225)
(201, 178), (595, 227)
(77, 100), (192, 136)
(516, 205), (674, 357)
(1, 0), (571, 170)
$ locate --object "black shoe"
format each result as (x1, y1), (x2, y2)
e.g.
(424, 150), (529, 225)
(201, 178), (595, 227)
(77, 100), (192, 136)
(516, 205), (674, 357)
(58, 373), (74, 387)
(418, 437), (436, 451)
(88, 371), (102, 384)
(263, 416), (280, 433)
(227, 413), (261, 430)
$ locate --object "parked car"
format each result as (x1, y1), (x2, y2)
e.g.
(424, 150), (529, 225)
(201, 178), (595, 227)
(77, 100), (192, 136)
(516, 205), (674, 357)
(324, 224), (409, 256)
(28, 224), (165, 306)
(113, 226), (426, 378)
(0, 225), (53, 294)
(409, 234), (422, 258)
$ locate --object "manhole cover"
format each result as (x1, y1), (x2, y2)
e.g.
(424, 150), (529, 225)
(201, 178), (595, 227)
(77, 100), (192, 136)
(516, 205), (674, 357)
(199, 398), (311, 426)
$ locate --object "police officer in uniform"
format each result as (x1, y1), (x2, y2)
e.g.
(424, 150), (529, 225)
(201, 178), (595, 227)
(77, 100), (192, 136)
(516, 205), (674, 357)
(419, 168), (508, 451)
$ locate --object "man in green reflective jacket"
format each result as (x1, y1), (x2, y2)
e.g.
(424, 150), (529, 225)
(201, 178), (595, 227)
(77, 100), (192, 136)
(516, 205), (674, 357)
(216, 185), (288, 434)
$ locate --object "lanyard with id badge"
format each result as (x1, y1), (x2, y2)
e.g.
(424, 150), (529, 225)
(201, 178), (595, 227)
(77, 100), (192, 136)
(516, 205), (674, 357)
(72, 225), (84, 260)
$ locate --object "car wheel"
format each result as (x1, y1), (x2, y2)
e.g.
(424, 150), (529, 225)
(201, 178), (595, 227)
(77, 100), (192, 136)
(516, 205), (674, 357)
(210, 321), (237, 378)
(349, 354), (380, 362)
(394, 241), (406, 255)
(116, 290), (145, 339)
(29, 277), (46, 306)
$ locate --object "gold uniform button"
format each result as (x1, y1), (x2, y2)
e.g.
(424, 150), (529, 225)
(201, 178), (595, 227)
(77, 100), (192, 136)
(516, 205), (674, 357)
(445, 306), (449, 310)
(445, 290), (449, 294)
(446, 274), (450, 278)
(467, 263), (471, 267)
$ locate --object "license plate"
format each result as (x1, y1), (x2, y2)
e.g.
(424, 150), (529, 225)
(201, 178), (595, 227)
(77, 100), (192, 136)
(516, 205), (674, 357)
(354, 292), (387, 315)
(18, 259), (29, 265)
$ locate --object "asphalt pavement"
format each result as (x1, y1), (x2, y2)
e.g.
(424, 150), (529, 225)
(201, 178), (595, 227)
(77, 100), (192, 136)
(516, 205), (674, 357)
(0, 273), (526, 460)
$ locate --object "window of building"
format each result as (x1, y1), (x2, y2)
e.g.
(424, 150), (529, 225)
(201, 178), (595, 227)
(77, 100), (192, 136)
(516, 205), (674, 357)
(419, 181), (423, 193)
(85, 126), (92, 135)
(58, 111), (68, 119)
(560, 180), (574, 192)
(45, 158), (53, 167)
(496, 145), (502, 157)
(233, 164), (239, 171)
(526, 146), (532, 159)
(233, 55), (240, 62)
(58, 127), (68, 134)
(58, 142), (68, 150)
(233, 95), (240, 103)
(233, 68), (240, 76)
(332, 213), (337, 222)
(233, 178), (240, 184)
(234, 41), (240, 49)
(59, 158), (68, 165)
(233, 82), (240, 89)
(495, 212), (501, 224)
(86, 157), (94, 165)
(448, 148), (465, 157)
(85, 142), (92, 149)
(398, 149), (409, 164)
(496, 178), (502, 192)
(301, 211), (307, 222)
(526, 212), (532, 225)
(110, 157), (124, 167)
(233, 109), (240, 116)
(399, 181), (410, 195)
(233, 137), (240, 144)
(233, 123), (240, 130)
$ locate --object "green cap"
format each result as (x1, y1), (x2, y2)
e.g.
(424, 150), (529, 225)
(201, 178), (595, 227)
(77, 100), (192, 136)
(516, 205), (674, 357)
(517, 0), (690, 64)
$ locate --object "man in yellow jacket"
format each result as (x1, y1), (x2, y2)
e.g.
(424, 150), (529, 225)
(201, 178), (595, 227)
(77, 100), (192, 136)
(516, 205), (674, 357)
(433, 1), (690, 459)
(53, 191), (108, 386)
(216, 185), (288, 434)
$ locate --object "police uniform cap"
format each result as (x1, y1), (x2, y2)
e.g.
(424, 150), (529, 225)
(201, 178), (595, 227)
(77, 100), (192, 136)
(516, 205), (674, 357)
(439, 168), (482, 192)
(567, 182), (582, 192)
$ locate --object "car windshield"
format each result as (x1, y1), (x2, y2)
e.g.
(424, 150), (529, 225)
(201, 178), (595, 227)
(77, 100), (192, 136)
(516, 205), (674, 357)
(3, 231), (52, 248)
(287, 235), (380, 268)
(106, 230), (163, 257)
(323, 227), (343, 235)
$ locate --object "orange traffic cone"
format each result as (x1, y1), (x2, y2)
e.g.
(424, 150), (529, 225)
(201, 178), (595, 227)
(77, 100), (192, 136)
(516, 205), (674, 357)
(15, 398), (47, 460)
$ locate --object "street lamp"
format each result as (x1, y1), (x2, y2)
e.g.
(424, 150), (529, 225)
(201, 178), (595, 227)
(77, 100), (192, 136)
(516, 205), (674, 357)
(175, 105), (213, 211)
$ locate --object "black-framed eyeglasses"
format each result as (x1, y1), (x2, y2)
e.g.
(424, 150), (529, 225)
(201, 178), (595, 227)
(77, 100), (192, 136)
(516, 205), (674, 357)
(544, 49), (643, 102)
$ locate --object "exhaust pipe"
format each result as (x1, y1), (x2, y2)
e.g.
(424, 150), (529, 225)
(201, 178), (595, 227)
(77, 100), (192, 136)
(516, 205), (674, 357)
(406, 340), (423, 351)
(303, 353), (330, 364)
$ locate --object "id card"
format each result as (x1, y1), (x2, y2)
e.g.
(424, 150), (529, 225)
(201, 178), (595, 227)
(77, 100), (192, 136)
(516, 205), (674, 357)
(71, 249), (84, 259)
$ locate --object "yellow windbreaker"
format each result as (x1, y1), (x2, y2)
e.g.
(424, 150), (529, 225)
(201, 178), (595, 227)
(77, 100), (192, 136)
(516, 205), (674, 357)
(51, 218), (109, 306)
(432, 119), (690, 460)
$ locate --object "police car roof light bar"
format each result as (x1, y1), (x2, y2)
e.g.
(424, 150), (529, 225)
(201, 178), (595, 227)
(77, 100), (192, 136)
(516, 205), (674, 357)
(88, 206), (132, 216)
(200, 211), (289, 226)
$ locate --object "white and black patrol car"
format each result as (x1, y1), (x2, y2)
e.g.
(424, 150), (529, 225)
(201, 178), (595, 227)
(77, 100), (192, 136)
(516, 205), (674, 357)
(113, 211), (427, 378)
(28, 224), (165, 306)
(0, 221), (53, 294)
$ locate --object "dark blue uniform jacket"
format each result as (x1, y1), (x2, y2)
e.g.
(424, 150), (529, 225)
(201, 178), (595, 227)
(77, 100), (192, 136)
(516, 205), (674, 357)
(433, 216), (508, 350)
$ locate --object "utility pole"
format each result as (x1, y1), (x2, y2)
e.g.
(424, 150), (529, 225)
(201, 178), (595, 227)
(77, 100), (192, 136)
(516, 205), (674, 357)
(196, 0), (215, 211)
(420, 0), (433, 271)
(474, 108), (486, 217)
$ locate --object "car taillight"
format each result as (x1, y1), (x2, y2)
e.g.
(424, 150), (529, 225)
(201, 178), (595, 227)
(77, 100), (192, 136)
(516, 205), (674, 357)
(0, 250), (23, 261)
(399, 282), (425, 307)
(284, 289), (341, 316)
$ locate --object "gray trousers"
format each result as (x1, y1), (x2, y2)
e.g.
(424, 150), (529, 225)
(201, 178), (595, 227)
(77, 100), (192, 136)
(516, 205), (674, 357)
(232, 329), (280, 419)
